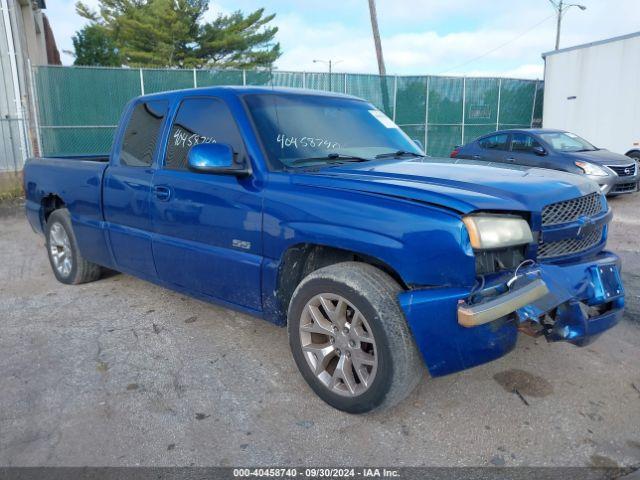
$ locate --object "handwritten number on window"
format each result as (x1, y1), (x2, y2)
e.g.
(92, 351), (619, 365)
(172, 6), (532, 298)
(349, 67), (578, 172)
(277, 133), (340, 150)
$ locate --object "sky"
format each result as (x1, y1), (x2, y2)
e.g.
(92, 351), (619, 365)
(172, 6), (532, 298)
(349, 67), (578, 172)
(47, 0), (640, 79)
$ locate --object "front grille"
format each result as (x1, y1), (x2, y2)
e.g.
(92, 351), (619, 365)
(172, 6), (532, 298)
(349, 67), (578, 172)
(537, 226), (604, 259)
(541, 192), (603, 226)
(606, 163), (637, 177)
(612, 182), (638, 193)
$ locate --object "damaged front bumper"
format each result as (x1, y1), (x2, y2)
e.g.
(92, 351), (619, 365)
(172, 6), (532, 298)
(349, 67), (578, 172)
(398, 251), (625, 377)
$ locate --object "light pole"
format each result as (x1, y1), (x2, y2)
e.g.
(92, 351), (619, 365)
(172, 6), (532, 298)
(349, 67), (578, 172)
(549, 0), (587, 50)
(313, 59), (343, 91)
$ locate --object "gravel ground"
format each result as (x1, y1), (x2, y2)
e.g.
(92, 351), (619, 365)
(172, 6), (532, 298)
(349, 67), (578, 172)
(0, 195), (639, 469)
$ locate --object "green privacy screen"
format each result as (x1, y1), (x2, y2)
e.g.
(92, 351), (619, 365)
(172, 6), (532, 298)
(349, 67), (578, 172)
(34, 66), (542, 157)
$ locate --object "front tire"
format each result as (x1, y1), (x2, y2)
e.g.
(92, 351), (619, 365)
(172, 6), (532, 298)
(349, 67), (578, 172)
(287, 262), (425, 413)
(46, 209), (102, 285)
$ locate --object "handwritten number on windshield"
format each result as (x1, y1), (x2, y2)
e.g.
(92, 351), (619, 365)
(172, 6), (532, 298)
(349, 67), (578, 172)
(277, 133), (340, 150)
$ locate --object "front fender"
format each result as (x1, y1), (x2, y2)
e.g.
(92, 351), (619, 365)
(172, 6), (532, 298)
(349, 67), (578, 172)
(264, 194), (476, 288)
(261, 180), (477, 324)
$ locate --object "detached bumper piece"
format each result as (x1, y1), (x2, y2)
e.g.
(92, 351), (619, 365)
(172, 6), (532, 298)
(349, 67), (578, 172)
(398, 251), (625, 377)
(458, 279), (549, 327)
(457, 259), (624, 345)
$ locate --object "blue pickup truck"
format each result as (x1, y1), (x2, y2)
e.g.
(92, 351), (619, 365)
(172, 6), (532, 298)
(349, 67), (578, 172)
(24, 87), (625, 413)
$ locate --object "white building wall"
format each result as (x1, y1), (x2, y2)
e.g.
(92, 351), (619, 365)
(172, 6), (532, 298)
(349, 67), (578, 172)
(542, 32), (640, 155)
(0, 0), (43, 171)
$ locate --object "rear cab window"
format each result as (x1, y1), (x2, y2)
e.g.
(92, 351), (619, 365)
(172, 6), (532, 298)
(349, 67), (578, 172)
(119, 100), (168, 167)
(478, 133), (510, 150)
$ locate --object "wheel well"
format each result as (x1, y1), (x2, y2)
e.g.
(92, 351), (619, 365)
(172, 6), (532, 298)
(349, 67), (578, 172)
(276, 244), (407, 322)
(41, 194), (65, 225)
(625, 149), (640, 158)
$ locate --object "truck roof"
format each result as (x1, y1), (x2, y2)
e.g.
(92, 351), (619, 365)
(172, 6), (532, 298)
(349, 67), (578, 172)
(135, 85), (364, 103)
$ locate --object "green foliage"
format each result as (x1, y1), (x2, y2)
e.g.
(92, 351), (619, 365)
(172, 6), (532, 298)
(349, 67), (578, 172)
(196, 9), (281, 69)
(73, 0), (281, 69)
(72, 24), (121, 66)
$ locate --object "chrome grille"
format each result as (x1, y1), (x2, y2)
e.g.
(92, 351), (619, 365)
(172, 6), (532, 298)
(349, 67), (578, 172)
(538, 226), (604, 259)
(606, 163), (637, 177)
(541, 192), (603, 226)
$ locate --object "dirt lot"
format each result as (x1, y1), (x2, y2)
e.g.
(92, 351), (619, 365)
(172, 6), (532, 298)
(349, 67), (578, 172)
(0, 195), (639, 469)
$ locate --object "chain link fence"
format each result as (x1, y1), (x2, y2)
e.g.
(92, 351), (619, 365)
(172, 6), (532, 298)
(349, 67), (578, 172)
(33, 65), (543, 158)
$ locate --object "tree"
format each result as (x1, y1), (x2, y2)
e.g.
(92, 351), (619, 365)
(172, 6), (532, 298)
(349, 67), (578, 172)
(196, 9), (281, 69)
(72, 24), (121, 66)
(73, 0), (281, 68)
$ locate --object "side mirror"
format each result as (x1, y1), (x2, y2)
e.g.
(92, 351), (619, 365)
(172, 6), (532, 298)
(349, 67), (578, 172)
(532, 145), (547, 156)
(187, 143), (250, 176)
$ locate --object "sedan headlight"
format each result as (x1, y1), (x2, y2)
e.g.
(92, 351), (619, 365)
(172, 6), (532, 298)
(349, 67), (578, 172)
(463, 214), (533, 250)
(575, 161), (609, 177)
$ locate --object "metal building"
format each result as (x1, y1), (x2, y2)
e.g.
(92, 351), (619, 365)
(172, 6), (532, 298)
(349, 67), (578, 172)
(1, 0), (59, 173)
(542, 31), (640, 157)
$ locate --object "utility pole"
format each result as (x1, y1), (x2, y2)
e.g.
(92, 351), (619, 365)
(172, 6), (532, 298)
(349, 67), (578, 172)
(549, 0), (587, 50)
(367, 0), (386, 76)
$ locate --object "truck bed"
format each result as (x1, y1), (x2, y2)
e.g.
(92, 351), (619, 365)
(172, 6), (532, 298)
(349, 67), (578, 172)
(24, 156), (109, 236)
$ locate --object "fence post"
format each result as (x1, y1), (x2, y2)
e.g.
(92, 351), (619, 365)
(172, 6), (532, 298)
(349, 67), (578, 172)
(193, 68), (197, 88)
(242, 69), (247, 86)
(27, 59), (42, 156)
(139, 68), (145, 95)
(530, 80), (539, 127)
(496, 78), (502, 131)
(302, 71), (306, 89)
(344, 73), (347, 94)
(424, 76), (430, 154)
(392, 75), (398, 122)
(461, 76), (466, 146)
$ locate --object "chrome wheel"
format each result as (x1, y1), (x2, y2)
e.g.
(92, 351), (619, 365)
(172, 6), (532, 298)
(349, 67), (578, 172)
(49, 222), (72, 277)
(299, 293), (378, 397)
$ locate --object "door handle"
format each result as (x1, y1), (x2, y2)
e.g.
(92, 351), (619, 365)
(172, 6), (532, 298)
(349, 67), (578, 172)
(506, 157), (516, 163)
(472, 155), (482, 160)
(153, 185), (172, 201)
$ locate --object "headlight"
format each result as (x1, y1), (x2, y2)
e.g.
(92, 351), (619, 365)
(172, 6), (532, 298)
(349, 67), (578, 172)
(463, 214), (533, 250)
(575, 161), (609, 177)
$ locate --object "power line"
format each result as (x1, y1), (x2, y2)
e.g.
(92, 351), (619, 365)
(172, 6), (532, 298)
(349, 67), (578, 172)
(438, 14), (555, 74)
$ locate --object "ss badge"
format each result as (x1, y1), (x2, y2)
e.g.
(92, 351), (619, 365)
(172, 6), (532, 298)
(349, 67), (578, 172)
(232, 239), (251, 250)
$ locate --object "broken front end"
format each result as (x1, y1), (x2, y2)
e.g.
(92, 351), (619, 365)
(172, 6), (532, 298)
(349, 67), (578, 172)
(399, 192), (625, 377)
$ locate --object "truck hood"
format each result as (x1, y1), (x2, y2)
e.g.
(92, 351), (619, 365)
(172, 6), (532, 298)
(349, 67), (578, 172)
(291, 158), (599, 214)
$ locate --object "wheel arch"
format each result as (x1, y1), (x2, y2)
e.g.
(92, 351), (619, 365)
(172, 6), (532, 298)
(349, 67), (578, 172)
(40, 194), (66, 227)
(625, 149), (640, 158)
(272, 243), (408, 326)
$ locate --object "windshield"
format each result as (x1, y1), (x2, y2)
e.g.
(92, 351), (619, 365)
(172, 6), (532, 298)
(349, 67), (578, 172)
(244, 94), (422, 170)
(538, 132), (597, 152)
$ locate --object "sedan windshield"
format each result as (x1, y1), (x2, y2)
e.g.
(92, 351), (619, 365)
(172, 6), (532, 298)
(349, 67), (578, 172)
(244, 94), (423, 170)
(539, 132), (597, 152)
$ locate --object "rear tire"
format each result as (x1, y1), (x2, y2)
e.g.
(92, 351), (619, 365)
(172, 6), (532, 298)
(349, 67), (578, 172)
(287, 262), (425, 413)
(46, 209), (102, 285)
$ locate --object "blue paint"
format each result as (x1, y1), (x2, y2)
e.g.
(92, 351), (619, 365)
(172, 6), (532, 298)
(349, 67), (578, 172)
(23, 87), (625, 379)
